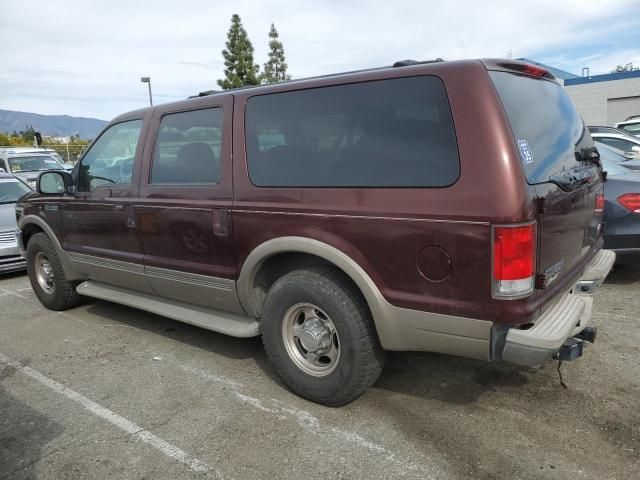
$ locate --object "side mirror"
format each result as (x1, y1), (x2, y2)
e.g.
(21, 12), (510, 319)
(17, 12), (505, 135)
(632, 145), (640, 153)
(37, 171), (73, 195)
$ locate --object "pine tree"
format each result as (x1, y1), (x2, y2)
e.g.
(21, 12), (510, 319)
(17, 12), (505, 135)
(261, 23), (291, 84)
(217, 14), (260, 90)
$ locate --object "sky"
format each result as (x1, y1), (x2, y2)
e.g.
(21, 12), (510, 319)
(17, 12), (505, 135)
(1, 0), (639, 121)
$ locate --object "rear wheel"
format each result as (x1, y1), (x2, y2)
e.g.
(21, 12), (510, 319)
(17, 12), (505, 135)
(261, 267), (386, 406)
(26, 233), (81, 310)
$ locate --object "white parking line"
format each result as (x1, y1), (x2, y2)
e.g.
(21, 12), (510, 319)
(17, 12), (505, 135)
(0, 352), (217, 477)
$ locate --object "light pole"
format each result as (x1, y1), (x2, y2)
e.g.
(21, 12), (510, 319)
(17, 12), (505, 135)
(140, 76), (153, 106)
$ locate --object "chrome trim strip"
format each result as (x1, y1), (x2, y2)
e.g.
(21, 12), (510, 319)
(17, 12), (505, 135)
(135, 204), (211, 212)
(145, 265), (233, 291)
(231, 209), (490, 226)
(69, 252), (145, 275)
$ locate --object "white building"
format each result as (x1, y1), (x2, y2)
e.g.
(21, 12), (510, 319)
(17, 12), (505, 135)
(564, 71), (640, 126)
(516, 58), (640, 127)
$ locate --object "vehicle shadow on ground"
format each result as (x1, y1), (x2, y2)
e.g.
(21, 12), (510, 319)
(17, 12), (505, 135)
(603, 263), (640, 285)
(0, 365), (65, 480)
(84, 301), (283, 385)
(374, 351), (535, 405)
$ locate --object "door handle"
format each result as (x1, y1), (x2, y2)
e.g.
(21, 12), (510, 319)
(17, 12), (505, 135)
(213, 208), (229, 236)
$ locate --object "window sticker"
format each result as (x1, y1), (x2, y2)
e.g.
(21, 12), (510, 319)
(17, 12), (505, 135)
(517, 138), (534, 164)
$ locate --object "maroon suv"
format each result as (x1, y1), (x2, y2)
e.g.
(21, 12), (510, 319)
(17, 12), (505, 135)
(17, 59), (615, 406)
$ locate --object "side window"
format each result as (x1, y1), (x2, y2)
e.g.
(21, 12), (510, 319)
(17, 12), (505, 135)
(150, 108), (222, 184)
(245, 76), (460, 187)
(598, 137), (635, 152)
(78, 120), (143, 192)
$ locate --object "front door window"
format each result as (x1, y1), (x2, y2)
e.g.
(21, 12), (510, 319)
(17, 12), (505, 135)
(78, 120), (143, 192)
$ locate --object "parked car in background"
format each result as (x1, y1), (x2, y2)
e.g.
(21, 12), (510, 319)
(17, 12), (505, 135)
(0, 149), (68, 188)
(0, 147), (73, 171)
(616, 115), (640, 137)
(588, 126), (640, 159)
(17, 59), (614, 405)
(601, 157), (640, 263)
(0, 172), (31, 273)
(595, 142), (640, 172)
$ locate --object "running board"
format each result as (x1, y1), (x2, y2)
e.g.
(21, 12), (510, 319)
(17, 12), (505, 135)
(77, 281), (260, 338)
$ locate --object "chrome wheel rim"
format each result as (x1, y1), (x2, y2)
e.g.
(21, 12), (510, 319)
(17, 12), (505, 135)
(282, 302), (340, 377)
(34, 252), (55, 295)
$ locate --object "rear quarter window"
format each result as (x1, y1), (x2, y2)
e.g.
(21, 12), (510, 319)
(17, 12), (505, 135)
(245, 76), (460, 187)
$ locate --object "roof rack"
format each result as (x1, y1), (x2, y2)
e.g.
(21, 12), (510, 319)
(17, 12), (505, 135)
(188, 89), (220, 99)
(392, 58), (444, 67)
(187, 58), (447, 98)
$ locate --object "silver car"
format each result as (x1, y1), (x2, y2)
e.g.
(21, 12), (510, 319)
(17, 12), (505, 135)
(0, 150), (67, 189)
(0, 172), (32, 273)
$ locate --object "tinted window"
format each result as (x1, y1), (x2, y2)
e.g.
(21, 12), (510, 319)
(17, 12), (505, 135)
(597, 137), (638, 153)
(490, 71), (591, 184)
(78, 120), (142, 192)
(151, 108), (222, 184)
(245, 76), (459, 187)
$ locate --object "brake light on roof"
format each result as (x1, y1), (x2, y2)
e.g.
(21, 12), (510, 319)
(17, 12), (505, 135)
(617, 193), (640, 214)
(493, 223), (536, 298)
(521, 65), (548, 78)
(595, 194), (605, 213)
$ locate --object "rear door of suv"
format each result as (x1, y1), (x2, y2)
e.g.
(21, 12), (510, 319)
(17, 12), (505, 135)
(488, 64), (604, 297)
(137, 96), (244, 314)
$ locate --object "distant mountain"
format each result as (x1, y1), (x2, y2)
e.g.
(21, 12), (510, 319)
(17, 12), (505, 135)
(0, 108), (107, 139)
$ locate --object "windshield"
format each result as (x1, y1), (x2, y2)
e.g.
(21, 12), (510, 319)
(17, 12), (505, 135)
(0, 179), (31, 204)
(596, 143), (627, 163)
(490, 71), (592, 185)
(7, 155), (63, 173)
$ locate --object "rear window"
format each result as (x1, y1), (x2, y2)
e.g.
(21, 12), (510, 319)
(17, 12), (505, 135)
(490, 71), (591, 184)
(245, 76), (460, 187)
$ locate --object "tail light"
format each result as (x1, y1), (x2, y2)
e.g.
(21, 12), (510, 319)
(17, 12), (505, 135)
(493, 223), (536, 298)
(617, 193), (640, 213)
(595, 194), (605, 213)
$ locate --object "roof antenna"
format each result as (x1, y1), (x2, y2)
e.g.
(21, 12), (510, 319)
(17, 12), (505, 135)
(507, 49), (512, 60)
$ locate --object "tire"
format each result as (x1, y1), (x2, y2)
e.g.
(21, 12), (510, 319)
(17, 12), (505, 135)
(26, 233), (81, 311)
(261, 267), (386, 406)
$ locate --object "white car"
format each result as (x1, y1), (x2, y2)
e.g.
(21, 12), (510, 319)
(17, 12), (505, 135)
(588, 126), (640, 159)
(616, 115), (640, 138)
(0, 149), (69, 188)
(0, 147), (74, 170)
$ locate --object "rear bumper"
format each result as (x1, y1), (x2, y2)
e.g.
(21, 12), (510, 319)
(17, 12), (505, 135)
(499, 249), (615, 367)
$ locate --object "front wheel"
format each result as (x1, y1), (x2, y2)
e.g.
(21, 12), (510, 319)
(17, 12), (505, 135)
(26, 233), (81, 311)
(261, 267), (386, 406)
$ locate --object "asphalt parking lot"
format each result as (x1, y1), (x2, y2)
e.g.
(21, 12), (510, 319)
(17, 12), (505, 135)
(1, 267), (639, 480)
